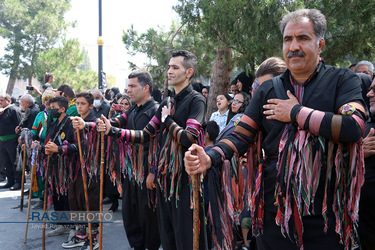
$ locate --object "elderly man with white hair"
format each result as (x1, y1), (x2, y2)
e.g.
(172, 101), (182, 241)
(15, 94), (40, 134)
(355, 60), (375, 79)
(10, 94), (40, 190)
(89, 89), (110, 118)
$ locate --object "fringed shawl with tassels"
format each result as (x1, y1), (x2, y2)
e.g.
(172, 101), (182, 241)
(155, 118), (205, 207)
(273, 124), (364, 249)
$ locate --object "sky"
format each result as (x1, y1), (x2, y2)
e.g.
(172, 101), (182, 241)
(0, 0), (180, 94)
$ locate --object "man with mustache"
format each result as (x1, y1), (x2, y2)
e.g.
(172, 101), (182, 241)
(185, 9), (366, 249)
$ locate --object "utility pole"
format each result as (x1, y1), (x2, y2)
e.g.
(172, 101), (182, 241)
(98, 0), (104, 89)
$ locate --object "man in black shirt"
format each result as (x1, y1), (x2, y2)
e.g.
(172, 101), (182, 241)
(97, 51), (206, 250)
(185, 9), (366, 250)
(110, 70), (160, 250)
(15, 94), (40, 132)
(0, 94), (22, 189)
(11, 94), (40, 190)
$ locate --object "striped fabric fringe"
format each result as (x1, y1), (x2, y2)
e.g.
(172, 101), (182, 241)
(209, 146), (246, 249)
(31, 146), (39, 193)
(75, 129), (100, 185)
(207, 168), (232, 250)
(156, 118), (204, 208)
(246, 132), (265, 237)
(274, 124), (364, 249)
(106, 136), (125, 195)
(157, 132), (183, 206)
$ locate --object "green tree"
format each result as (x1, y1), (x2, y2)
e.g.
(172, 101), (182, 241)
(0, 0), (72, 95)
(122, 22), (215, 94)
(174, 0), (375, 118)
(36, 38), (98, 92)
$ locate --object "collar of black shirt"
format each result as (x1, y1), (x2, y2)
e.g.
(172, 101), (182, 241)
(171, 84), (194, 101)
(84, 112), (96, 122)
(133, 97), (154, 112)
(281, 60), (324, 87)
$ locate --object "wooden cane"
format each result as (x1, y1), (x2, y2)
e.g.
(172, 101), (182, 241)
(24, 147), (36, 243)
(20, 143), (27, 212)
(192, 150), (200, 250)
(99, 131), (105, 250)
(42, 155), (51, 250)
(193, 174), (200, 249)
(76, 129), (93, 250)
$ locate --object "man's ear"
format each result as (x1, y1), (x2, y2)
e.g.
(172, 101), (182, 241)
(186, 68), (194, 79)
(318, 38), (325, 55)
(143, 84), (150, 93)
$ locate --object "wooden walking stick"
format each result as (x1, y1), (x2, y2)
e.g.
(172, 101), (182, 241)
(20, 143), (27, 212)
(99, 131), (105, 250)
(24, 146), (37, 243)
(192, 174), (200, 250)
(76, 129), (93, 250)
(191, 149), (200, 250)
(42, 155), (51, 250)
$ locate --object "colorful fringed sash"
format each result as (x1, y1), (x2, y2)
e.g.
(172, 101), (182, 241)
(156, 118), (204, 207)
(274, 124), (364, 249)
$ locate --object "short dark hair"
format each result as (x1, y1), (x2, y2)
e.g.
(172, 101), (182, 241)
(218, 93), (232, 102)
(76, 92), (94, 105)
(49, 96), (69, 113)
(128, 70), (153, 93)
(205, 121), (220, 143)
(171, 50), (197, 79)
(256, 57), (287, 78)
(57, 84), (75, 98)
(280, 9), (326, 42)
(44, 72), (54, 83)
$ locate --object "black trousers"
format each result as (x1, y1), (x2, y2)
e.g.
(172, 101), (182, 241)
(256, 210), (344, 250)
(122, 178), (160, 250)
(156, 172), (206, 250)
(0, 138), (20, 184)
(68, 173), (100, 231)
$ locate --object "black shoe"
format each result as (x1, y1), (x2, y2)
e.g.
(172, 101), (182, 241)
(10, 183), (21, 190)
(108, 199), (118, 212)
(0, 182), (15, 189)
(24, 189), (29, 195)
(0, 175), (6, 182)
(102, 197), (111, 204)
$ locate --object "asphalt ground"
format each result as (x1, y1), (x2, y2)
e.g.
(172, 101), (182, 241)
(0, 177), (132, 250)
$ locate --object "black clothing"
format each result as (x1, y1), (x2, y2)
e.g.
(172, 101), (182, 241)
(109, 85), (207, 250)
(45, 115), (76, 215)
(359, 119), (375, 248)
(112, 98), (160, 249)
(0, 138), (18, 184)
(0, 105), (22, 184)
(20, 104), (40, 130)
(0, 105), (21, 136)
(206, 62), (365, 248)
(90, 102), (110, 118)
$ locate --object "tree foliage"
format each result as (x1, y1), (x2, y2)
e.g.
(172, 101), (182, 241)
(174, 0), (375, 72)
(122, 22), (216, 89)
(0, 0), (72, 94)
(36, 38), (99, 92)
